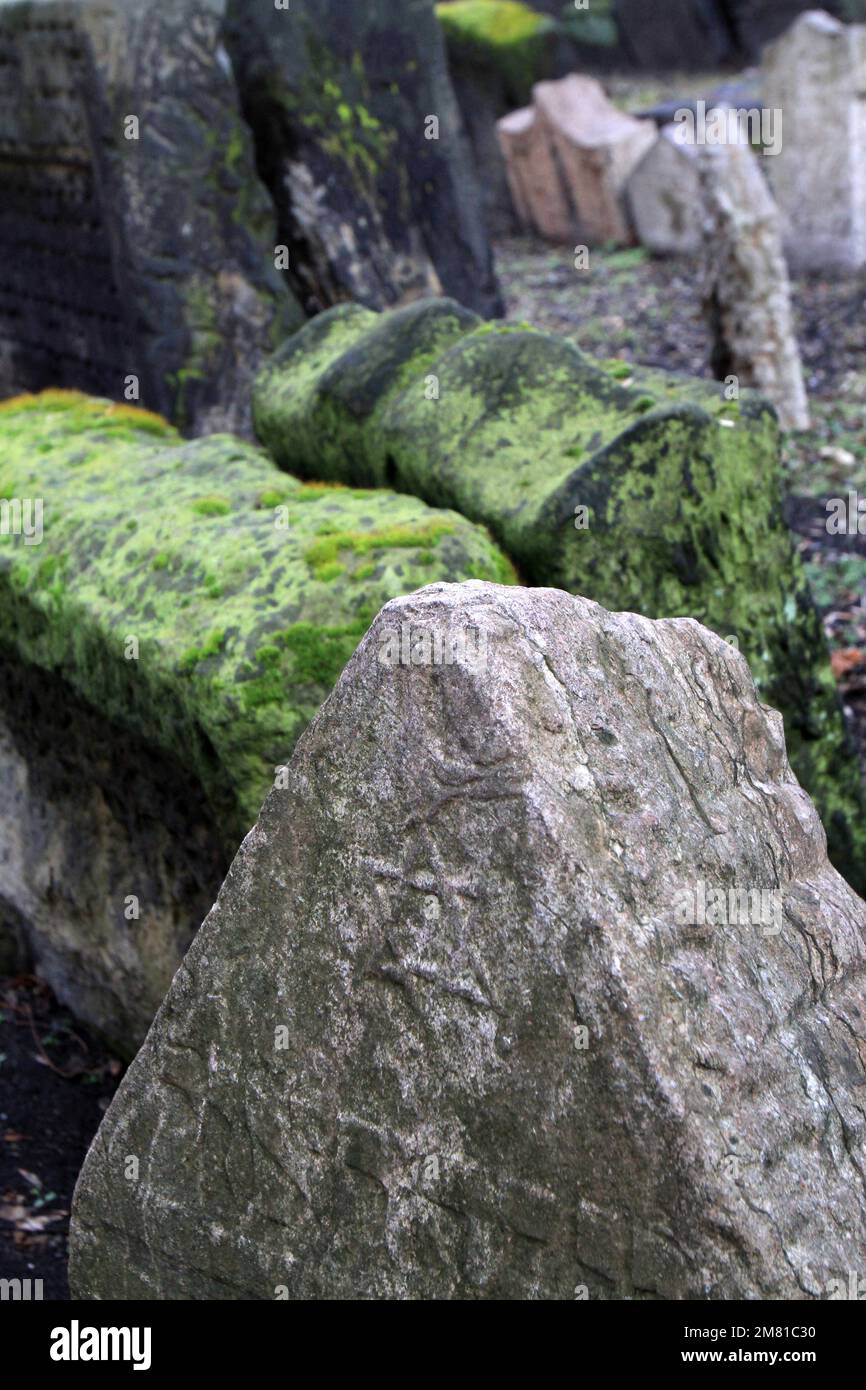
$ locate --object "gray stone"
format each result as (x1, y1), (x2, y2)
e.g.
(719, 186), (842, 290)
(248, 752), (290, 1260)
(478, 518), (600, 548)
(71, 581), (866, 1300)
(626, 126), (705, 255)
(0, 0), (302, 435)
(222, 0), (503, 318)
(764, 9), (866, 272)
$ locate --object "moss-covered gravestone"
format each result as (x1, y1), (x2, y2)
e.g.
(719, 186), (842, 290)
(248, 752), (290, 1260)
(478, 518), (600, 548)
(222, 0), (502, 317)
(0, 390), (514, 1048)
(253, 299), (866, 894)
(0, 0), (302, 435)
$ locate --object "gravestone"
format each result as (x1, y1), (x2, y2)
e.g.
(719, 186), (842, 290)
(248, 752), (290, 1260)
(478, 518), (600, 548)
(700, 140), (809, 429)
(626, 126), (705, 255)
(223, 0), (503, 318)
(763, 9), (866, 271)
(0, 389), (513, 1049)
(497, 105), (575, 241)
(0, 0), (301, 435)
(70, 582), (866, 1299)
(532, 76), (656, 245)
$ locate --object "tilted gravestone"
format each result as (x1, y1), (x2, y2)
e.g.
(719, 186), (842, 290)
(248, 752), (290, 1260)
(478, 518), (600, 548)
(0, 0), (302, 435)
(71, 582), (866, 1298)
(0, 391), (513, 1049)
(222, 0), (503, 318)
(764, 9), (866, 272)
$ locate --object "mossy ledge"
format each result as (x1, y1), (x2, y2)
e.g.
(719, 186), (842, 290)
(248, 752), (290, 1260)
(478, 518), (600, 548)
(0, 390), (516, 843)
(253, 299), (866, 894)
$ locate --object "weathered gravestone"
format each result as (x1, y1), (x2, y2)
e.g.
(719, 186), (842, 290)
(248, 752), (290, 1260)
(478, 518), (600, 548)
(71, 581), (866, 1299)
(764, 9), (866, 272)
(252, 298), (866, 894)
(0, 390), (514, 1050)
(626, 125), (705, 256)
(700, 140), (809, 430)
(497, 105), (574, 241)
(222, 0), (503, 317)
(0, 0), (301, 435)
(530, 75), (656, 245)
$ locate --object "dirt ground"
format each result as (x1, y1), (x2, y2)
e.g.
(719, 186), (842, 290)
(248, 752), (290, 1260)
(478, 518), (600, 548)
(0, 976), (122, 1299)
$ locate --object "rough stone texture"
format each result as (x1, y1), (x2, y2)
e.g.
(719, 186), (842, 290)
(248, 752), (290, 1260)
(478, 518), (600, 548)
(0, 390), (514, 1047)
(532, 76), (656, 246)
(0, 0), (301, 436)
(497, 105), (576, 241)
(223, 0), (502, 318)
(252, 298), (866, 894)
(626, 126), (705, 256)
(764, 9), (866, 272)
(700, 141), (809, 430)
(70, 581), (866, 1300)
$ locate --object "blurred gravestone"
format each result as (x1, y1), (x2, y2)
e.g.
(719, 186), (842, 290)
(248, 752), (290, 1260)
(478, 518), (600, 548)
(223, 0), (502, 317)
(497, 106), (575, 241)
(626, 126), (704, 255)
(0, 0), (300, 435)
(497, 75), (657, 245)
(764, 9), (866, 272)
(701, 140), (809, 430)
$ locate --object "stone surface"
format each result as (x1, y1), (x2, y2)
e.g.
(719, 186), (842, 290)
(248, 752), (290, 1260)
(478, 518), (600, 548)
(252, 298), (866, 893)
(700, 141), (809, 430)
(532, 75), (656, 245)
(223, 0), (502, 318)
(497, 105), (575, 240)
(764, 9), (866, 272)
(0, 0), (301, 435)
(70, 581), (866, 1299)
(0, 390), (514, 1047)
(626, 126), (705, 256)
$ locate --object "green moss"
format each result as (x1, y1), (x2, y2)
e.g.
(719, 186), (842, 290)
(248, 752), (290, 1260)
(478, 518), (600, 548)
(191, 496), (232, 517)
(436, 1), (555, 98)
(303, 520), (455, 578)
(0, 389), (516, 844)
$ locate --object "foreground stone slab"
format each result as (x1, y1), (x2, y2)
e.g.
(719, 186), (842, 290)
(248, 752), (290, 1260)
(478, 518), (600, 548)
(71, 582), (866, 1299)
(0, 0), (301, 434)
(253, 298), (866, 892)
(764, 9), (866, 272)
(223, 0), (502, 317)
(0, 392), (513, 1047)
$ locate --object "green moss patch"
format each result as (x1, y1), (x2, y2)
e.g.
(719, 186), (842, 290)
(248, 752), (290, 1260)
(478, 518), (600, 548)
(0, 389), (516, 842)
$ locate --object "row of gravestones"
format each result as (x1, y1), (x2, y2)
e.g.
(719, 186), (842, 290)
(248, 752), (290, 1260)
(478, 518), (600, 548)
(2, 296), (865, 1061)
